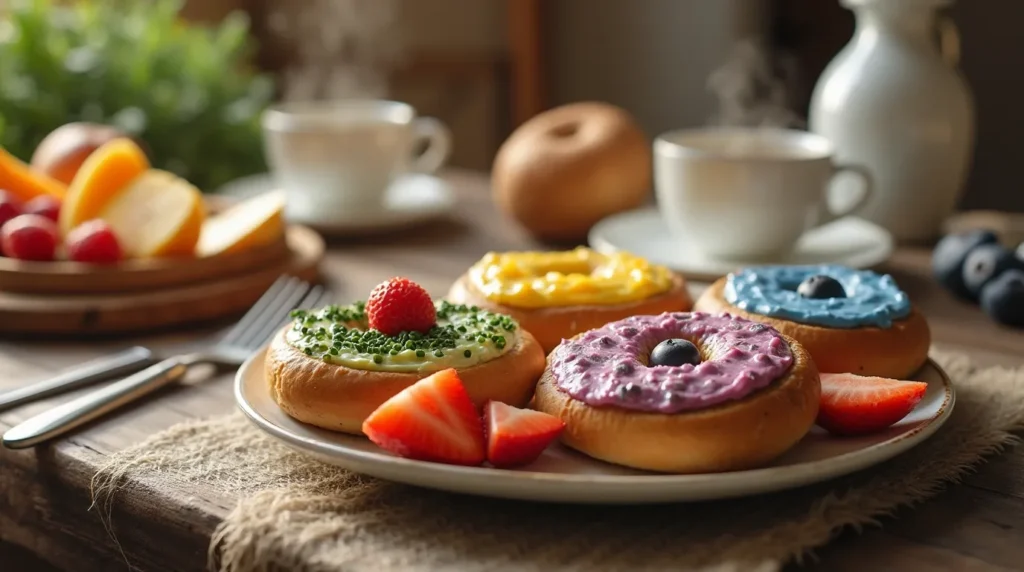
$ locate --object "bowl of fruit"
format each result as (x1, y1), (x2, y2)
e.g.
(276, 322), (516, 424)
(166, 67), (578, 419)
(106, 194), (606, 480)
(932, 229), (1024, 328)
(0, 123), (324, 336)
(0, 124), (312, 295)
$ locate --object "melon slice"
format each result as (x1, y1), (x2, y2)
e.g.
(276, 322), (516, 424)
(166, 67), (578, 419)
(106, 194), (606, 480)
(0, 146), (67, 202)
(98, 170), (205, 258)
(60, 138), (149, 234)
(197, 191), (285, 257)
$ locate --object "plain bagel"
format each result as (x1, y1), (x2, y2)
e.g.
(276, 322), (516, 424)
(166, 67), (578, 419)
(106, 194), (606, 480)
(447, 272), (693, 354)
(265, 325), (546, 435)
(694, 277), (931, 379)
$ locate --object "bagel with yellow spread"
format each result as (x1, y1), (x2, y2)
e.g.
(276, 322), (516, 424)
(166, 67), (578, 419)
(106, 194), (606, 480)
(266, 277), (546, 434)
(447, 247), (693, 353)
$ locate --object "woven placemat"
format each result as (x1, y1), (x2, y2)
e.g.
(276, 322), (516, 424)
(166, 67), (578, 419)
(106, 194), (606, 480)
(92, 350), (1024, 572)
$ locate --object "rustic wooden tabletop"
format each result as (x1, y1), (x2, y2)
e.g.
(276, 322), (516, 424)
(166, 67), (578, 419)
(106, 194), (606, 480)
(1, 170), (1022, 572)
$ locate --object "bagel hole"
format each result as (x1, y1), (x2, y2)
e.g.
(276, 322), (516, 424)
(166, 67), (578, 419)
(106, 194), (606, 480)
(549, 122), (580, 138)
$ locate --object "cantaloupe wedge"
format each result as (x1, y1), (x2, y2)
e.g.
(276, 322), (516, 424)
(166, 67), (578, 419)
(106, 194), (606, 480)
(0, 146), (67, 202)
(197, 191), (285, 257)
(60, 138), (149, 234)
(98, 170), (205, 258)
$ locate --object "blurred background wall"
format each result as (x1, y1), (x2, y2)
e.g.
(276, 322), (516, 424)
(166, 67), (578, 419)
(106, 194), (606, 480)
(180, 0), (1022, 213)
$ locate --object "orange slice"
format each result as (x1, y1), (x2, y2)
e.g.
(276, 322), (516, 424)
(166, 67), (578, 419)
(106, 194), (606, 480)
(98, 170), (205, 258)
(60, 138), (149, 234)
(197, 191), (285, 257)
(0, 146), (67, 202)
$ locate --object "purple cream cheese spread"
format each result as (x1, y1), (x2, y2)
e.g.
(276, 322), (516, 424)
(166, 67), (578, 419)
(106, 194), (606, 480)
(549, 312), (795, 413)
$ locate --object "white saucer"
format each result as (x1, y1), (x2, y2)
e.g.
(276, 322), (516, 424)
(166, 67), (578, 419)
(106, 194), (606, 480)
(216, 173), (455, 237)
(236, 349), (953, 505)
(588, 207), (895, 282)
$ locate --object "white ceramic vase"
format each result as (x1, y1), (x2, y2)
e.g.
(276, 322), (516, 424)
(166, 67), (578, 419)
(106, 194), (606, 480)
(809, 0), (975, 242)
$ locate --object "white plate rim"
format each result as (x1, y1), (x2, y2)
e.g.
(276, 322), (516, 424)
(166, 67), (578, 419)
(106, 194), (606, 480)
(235, 350), (955, 504)
(588, 207), (896, 281)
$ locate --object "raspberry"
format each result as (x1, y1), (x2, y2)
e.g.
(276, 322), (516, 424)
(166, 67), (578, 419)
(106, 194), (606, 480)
(366, 277), (437, 336)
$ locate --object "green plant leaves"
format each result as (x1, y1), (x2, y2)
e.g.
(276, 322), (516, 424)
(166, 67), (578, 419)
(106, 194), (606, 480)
(0, 0), (273, 191)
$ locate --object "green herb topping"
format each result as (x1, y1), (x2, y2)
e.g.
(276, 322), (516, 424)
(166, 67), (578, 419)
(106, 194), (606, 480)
(286, 300), (517, 372)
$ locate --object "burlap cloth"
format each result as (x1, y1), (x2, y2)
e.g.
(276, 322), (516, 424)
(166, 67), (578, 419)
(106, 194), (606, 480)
(91, 349), (1024, 572)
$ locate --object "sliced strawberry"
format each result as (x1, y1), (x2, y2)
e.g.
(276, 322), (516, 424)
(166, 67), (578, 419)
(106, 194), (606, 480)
(817, 372), (929, 436)
(362, 368), (486, 466)
(484, 401), (565, 468)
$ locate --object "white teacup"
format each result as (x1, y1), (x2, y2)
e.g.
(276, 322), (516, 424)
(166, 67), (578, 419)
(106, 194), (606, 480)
(262, 100), (451, 224)
(653, 127), (874, 260)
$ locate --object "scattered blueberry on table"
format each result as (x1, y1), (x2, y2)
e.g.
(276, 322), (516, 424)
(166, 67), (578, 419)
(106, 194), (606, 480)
(961, 243), (1024, 299)
(932, 229), (999, 300)
(932, 229), (1024, 328)
(980, 269), (1024, 327)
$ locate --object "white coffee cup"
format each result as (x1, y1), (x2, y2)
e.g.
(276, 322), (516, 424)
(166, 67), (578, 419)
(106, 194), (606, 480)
(653, 127), (873, 260)
(262, 99), (452, 224)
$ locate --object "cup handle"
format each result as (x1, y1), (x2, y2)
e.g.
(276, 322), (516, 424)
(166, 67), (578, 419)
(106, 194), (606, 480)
(820, 163), (874, 226)
(409, 117), (452, 174)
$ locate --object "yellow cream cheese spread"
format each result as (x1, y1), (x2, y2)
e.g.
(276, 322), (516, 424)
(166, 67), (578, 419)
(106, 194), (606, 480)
(466, 247), (674, 308)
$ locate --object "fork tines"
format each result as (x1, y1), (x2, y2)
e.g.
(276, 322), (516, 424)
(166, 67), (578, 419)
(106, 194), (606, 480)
(222, 275), (331, 350)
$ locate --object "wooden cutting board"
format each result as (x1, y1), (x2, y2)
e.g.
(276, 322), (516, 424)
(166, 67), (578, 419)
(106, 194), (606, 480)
(0, 225), (325, 336)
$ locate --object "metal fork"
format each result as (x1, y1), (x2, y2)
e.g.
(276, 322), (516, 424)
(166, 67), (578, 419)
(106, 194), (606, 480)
(2, 275), (330, 449)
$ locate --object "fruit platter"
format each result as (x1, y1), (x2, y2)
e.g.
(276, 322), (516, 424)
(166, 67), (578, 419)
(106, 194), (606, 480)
(0, 123), (323, 334)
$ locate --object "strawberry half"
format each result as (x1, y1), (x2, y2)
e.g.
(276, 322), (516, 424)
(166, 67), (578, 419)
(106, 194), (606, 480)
(365, 277), (437, 336)
(484, 401), (565, 468)
(362, 368), (486, 466)
(817, 372), (929, 436)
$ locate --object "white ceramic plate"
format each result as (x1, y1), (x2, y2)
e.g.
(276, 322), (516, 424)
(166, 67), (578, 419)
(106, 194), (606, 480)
(216, 172), (454, 237)
(588, 207), (895, 282)
(236, 350), (954, 504)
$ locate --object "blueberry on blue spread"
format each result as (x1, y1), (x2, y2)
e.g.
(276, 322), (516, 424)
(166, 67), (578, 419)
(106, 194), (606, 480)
(797, 275), (847, 299)
(649, 338), (701, 367)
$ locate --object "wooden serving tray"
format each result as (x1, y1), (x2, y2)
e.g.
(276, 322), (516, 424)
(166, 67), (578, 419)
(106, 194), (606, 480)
(0, 225), (325, 336)
(0, 195), (294, 295)
(0, 235), (291, 295)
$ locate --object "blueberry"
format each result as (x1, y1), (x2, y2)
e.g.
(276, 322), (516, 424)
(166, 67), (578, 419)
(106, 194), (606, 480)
(980, 269), (1024, 328)
(649, 338), (701, 367)
(961, 243), (1024, 299)
(797, 275), (846, 299)
(932, 229), (999, 299)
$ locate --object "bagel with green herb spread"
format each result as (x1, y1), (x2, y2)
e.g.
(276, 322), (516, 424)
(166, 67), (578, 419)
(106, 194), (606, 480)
(266, 277), (546, 434)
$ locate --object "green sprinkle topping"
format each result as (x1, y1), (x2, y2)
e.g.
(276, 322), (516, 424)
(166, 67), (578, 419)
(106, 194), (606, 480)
(289, 300), (520, 366)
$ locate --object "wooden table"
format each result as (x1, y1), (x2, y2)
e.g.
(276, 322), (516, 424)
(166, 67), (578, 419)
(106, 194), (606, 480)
(2, 170), (1023, 572)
